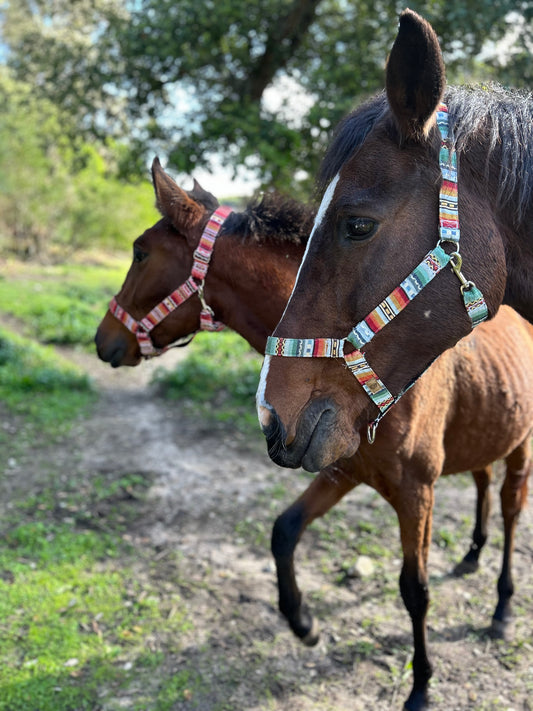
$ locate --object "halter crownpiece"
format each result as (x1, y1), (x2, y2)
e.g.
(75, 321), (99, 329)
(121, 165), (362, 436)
(109, 205), (232, 358)
(265, 104), (488, 441)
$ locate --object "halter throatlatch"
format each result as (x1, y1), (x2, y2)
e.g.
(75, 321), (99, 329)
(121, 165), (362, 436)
(109, 205), (232, 358)
(265, 104), (488, 443)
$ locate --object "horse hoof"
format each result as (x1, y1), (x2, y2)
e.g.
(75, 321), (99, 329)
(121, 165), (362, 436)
(490, 616), (515, 641)
(301, 617), (320, 647)
(453, 558), (479, 577)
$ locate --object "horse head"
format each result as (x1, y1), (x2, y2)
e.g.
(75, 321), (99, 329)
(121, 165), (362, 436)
(257, 9), (506, 472)
(95, 158), (223, 366)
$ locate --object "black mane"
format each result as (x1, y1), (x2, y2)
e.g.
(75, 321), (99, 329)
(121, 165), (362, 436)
(318, 84), (533, 227)
(221, 191), (316, 246)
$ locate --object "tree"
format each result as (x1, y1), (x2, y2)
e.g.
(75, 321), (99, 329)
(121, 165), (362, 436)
(0, 68), (157, 257)
(2, 0), (530, 193)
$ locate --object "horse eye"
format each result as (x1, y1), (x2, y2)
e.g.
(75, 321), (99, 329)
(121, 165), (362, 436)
(344, 217), (377, 241)
(133, 248), (147, 263)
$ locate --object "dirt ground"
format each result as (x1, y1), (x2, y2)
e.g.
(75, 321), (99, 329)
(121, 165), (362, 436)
(4, 346), (533, 710)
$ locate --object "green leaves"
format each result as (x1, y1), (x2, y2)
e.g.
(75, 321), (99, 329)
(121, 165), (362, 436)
(2, 0), (530, 196)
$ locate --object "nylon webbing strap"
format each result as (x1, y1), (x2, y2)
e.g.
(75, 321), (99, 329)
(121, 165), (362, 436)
(437, 105), (460, 245)
(265, 246), (450, 414)
(346, 246), (450, 350)
(192, 206), (232, 280)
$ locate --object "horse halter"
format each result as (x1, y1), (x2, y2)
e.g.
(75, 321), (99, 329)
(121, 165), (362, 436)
(109, 205), (232, 358)
(265, 104), (488, 442)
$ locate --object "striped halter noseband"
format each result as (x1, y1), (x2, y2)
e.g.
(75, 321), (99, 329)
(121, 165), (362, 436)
(109, 205), (232, 358)
(265, 104), (488, 442)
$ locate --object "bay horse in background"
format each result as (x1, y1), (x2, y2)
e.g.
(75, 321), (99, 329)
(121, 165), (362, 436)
(95, 159), (533, 710)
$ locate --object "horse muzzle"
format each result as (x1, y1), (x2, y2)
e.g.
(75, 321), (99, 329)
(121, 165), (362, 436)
(261, 398), (359, 472)
(94, 328), (141, 368)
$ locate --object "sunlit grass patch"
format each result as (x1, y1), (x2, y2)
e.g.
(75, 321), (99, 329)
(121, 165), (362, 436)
(0, 325), (94, 431)
(0, 521), (193, 711)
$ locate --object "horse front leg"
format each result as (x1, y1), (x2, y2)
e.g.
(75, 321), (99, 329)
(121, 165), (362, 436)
(271, 463), (358, 646)
(454, 466), (492, 576)
(491, 439), (531, 640)
(395, 484), (435, 711)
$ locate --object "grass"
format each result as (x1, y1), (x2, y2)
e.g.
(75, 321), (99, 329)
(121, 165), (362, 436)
(0, 325), (95, 446)
(0, 255), (128, 346)
(152, 329), (264, 434)
(0, 516), (194, 711)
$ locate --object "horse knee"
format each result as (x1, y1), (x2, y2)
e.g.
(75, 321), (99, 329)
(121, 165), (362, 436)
(400, 566), (430, 618)
(271, 502), (305, 561)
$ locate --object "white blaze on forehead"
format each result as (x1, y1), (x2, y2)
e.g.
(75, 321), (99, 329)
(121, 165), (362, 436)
(281, 172), (340, 318)
(256, 173), (339, 425)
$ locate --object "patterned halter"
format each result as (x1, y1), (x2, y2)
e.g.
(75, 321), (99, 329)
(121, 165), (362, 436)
(265, 104), (488, 442)
(109, 205), (232, 358)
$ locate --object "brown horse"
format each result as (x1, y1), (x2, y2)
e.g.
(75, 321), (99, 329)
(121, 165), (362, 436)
(257, 9), (533, 473)
(96, 162), (532, 710)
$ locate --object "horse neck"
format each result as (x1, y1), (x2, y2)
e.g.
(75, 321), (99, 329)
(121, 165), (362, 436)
(211, 236), (303, 354)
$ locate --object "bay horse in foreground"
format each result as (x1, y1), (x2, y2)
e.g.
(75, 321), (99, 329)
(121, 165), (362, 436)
(95, 159), (532, 710)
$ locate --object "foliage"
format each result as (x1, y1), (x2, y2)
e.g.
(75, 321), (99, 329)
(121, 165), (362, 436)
(2, 0), (530, 194)
(0, 68), (158, 257)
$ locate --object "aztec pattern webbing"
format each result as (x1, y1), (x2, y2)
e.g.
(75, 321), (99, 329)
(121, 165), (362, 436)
(109, 205), (232, 357)
(265, 104), (488, 424)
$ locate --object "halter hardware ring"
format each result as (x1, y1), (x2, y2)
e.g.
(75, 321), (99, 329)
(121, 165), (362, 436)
(437, 238), (460, 253)
(367, 421), (378, 444)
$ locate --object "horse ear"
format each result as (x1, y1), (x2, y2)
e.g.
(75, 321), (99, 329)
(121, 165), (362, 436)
(385, 9), (445, 141)
(151, 157), (204, 232)
(186, 179), (219, 213)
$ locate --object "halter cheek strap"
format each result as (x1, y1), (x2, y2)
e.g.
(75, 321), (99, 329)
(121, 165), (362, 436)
(109, 205), (232, 358)
(265, 104), (488, 441)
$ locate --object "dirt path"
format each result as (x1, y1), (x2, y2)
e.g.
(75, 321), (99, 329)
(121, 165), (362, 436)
(6, 348), (533, 710)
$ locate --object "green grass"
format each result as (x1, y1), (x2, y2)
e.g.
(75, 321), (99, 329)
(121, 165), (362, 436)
(0, 256), (128, 345)
(0, 517), (194, 711)
(152, 329), (263, 434)
(0, 325), (95, 434)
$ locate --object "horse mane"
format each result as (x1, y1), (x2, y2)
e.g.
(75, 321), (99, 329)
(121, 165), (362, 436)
(317, 84), (533, 227)
(447, 84), (533, 226)
(222, 191), (316, 246)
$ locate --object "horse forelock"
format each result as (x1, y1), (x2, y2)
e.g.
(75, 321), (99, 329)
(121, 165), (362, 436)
(221, 192), (316, 247)
(317, 85), (533, 228)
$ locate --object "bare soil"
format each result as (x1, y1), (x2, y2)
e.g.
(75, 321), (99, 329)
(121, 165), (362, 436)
(3, 347), (533, 710)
